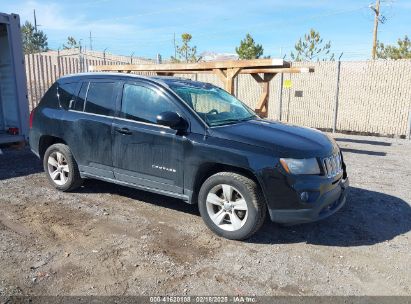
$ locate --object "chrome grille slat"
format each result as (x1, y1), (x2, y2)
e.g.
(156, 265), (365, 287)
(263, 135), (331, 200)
(322, 153), (343, 178)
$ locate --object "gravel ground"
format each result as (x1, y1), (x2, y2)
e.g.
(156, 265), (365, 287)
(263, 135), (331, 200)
(0, 133), (410, 297)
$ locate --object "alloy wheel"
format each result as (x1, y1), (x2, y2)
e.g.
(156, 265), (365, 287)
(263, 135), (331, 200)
(47, 151), (70, 186)
(206, 184), (248, 231)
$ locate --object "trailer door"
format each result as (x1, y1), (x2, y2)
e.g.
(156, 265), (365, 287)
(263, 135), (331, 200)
(0, 22), (19, 133)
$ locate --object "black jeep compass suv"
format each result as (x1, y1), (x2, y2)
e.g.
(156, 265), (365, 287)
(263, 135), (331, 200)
(29, 73), (349, 240)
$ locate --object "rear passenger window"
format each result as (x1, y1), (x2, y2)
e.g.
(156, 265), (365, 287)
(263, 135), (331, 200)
(58, 83), (77, 110)
(84, 82), (116, 116)
(72, 82), (88, 111)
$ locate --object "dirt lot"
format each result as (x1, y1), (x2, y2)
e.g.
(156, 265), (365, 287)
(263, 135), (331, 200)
(0, 133), (410, 297)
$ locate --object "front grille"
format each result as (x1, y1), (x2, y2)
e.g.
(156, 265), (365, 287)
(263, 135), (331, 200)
(322, 153), (343, 178)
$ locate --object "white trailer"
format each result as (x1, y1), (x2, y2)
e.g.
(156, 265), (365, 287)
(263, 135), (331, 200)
(0, 12), (29, 144)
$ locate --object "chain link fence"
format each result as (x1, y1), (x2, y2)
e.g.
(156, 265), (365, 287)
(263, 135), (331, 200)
(195, 60), (411, 138)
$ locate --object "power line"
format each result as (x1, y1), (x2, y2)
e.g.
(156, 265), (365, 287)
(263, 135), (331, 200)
(179, 5), (369, 42)
(87, 5), (368, 46)
(44, 3), (377, 59)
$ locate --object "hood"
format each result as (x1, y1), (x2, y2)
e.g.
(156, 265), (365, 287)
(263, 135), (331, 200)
(209, 119), (338, 158)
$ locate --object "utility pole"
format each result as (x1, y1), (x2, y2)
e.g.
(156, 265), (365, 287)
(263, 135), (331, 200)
(371, 0), (380, 60)
(103, 47), (108, 65)
(173, 33), (177, 59)
(78, 39), (86, 72)
(89, 31), (93, 51)
(33, 9), (38, 31)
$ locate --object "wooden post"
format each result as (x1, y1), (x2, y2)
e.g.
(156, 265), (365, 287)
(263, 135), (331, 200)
(32, 54), (39, 105)
(44, 55), (50, 88)
(278, 73), (283, 121)
(26, 54), (34, 110)
(225, 68), (241, 94)
(251, 73), (275, 117)
(39, 55), (46, 97)
(213, 68), (241, 95)
(57, 54), (61, 77)
(214, 68), (227, 83)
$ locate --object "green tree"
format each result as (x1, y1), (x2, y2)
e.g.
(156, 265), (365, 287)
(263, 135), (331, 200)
(377, 36), (411, 59)
(291, 29), (334, 62)
(235, 34), (264, 59)
(62, 36), (80, 49)
(21, 21), (49, 54)
(171, 33), (199, 63)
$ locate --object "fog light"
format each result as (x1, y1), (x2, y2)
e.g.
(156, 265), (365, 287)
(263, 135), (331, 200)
(300, 191), (309, 202)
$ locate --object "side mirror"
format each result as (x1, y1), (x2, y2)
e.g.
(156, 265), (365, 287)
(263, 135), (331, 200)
(156, 111), (188, 131)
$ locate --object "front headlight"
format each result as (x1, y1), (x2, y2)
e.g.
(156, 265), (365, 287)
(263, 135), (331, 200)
(279, 158), (320, 175)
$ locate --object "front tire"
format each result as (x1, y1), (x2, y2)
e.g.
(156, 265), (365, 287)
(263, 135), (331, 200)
(43, 143), (83, 192)
(198, 172), (266, 240)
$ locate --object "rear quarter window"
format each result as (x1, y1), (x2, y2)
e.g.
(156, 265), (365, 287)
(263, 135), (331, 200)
(58, 82), (78, 110)
(39, 83), (59, 107)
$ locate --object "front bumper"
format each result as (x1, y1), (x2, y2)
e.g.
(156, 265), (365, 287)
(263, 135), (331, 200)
(268, 176), (349, 224)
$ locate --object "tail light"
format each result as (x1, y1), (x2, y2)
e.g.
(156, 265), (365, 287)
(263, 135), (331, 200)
(8, 127), (19, 135)
(29, 109), (35, 129)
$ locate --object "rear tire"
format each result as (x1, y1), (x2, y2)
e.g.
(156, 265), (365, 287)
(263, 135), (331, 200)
(43, 143), (83, 192)
(198, 172), (266, 240)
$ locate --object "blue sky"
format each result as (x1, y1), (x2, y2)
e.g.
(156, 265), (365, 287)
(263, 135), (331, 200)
(3, 0), (411, 60)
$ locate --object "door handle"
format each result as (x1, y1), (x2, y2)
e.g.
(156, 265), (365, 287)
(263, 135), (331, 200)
(115, 127), (132, 135)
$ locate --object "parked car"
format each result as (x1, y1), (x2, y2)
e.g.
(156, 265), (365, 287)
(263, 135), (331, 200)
(29, 73), (349, 240)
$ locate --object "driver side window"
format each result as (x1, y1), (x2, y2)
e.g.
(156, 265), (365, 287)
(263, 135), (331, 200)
(120, 84), (176, 124)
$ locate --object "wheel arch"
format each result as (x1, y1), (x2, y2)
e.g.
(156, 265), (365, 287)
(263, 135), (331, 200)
(190, 162), (266, 206)
(38, 135), (67, 160)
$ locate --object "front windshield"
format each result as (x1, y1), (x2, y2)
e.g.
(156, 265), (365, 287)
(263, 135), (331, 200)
(169, 83), (257, 127)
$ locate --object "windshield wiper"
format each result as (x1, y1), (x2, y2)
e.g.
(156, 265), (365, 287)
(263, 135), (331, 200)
(240, 115), (257, 122)
(211, 116), (256, 126)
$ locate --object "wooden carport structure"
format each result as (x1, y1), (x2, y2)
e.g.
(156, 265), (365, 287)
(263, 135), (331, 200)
(90, 59), (313, 117)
